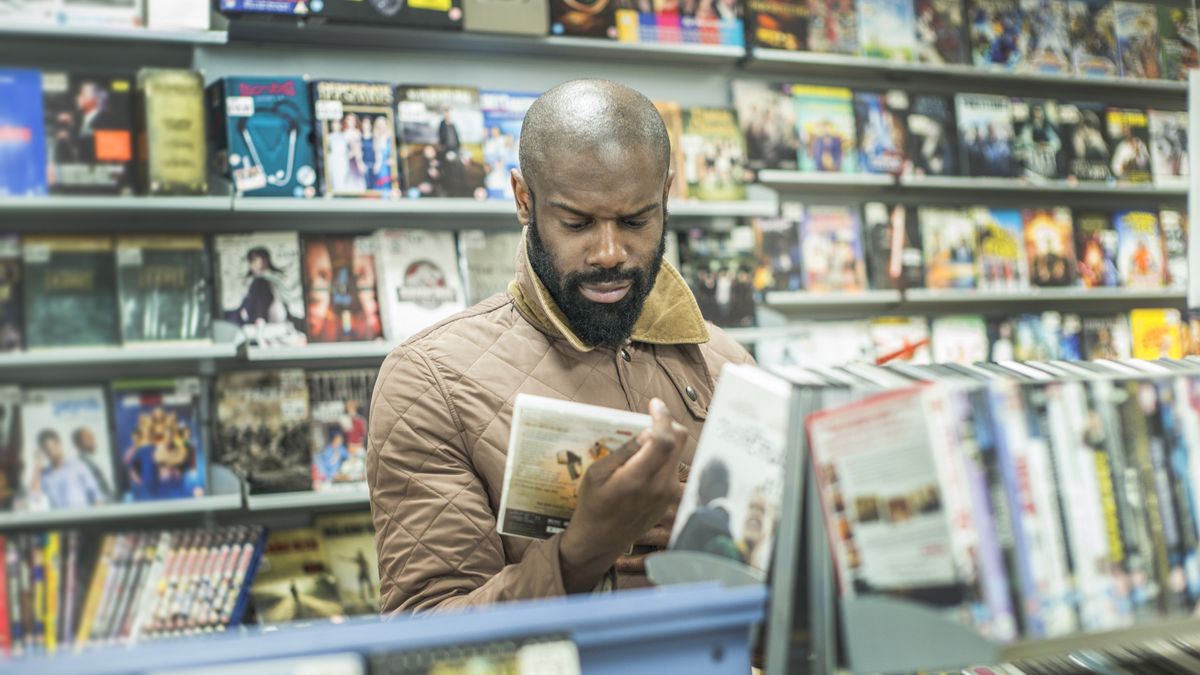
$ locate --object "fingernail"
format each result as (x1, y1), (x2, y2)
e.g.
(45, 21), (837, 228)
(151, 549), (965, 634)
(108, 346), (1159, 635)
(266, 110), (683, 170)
(651, 398), (665, 414)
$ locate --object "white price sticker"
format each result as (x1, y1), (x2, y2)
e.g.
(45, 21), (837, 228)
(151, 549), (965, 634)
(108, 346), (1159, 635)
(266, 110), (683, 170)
(281, 399), (308, 422)
(517, 641), (581, 675)
(116, 247), (144, 267)
(398, 101), (428, 122)
(23, 244), (50, 264)
(226, 96), (256, 117)
(315, 100), (344, 121)
(234, 165), (268, 193)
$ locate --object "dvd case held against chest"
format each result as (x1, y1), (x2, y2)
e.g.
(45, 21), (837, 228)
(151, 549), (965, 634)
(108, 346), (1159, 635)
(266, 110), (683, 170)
(42, 71), (134, 195)
(209, 77), (318, 199)
(136, 69), (207, 196)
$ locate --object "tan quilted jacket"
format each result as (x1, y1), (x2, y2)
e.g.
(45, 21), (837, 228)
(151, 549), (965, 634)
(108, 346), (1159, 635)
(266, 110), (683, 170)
(367, 234), (753, 614)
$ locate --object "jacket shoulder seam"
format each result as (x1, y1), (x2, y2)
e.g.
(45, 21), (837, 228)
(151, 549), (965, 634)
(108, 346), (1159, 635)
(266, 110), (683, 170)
(407, 343), (469, 442)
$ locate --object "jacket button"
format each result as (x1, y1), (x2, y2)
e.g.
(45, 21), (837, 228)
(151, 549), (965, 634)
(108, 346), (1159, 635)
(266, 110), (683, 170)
(620, 348), (631, 362)
(685, 385), (697, 401)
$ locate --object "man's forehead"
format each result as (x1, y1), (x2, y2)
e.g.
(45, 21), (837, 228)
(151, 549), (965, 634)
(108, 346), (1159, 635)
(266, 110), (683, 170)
(533, 143), (666, 206)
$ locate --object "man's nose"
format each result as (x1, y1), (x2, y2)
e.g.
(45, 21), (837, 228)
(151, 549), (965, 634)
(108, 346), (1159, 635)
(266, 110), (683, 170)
(586, 221), (628, 269)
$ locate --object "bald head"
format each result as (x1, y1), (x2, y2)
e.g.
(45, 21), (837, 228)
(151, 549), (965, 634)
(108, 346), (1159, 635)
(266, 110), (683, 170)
(518, 80), (671, 195)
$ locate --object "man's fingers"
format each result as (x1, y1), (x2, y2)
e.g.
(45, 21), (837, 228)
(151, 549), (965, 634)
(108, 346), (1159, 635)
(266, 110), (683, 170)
(586, 437), (639, 481)
(648, 422), (690, 486)
(614, 554), (647, 575)
(620, 399), (677, 478)
(635, 526), (671, 549)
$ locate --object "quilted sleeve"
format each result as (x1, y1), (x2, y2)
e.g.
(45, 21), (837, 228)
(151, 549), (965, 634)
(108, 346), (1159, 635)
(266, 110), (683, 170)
(367, 345), (568, 614)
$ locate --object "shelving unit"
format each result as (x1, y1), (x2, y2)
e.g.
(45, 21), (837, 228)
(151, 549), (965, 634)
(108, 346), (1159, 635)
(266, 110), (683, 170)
(897, 175), (1188, 197)
(244, 341), (394, 363)
(0, 23), (227, 45)
(245, 490), (370, 512)
(0, 493), (243, 531)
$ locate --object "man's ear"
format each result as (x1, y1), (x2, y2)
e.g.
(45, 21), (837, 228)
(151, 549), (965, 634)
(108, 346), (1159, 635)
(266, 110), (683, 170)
(512, 169), (533, 228)
(663, 169), (675, 208)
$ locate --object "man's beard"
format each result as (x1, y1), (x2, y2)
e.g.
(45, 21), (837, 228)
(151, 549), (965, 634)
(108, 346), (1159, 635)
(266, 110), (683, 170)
(526, 208), (666, 349)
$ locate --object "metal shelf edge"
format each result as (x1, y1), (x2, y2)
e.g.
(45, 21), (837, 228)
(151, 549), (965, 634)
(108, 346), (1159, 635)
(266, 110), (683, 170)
(245, 490), (370, 511)
(0, 24), (227, 45)
(0, 493), (243, 530)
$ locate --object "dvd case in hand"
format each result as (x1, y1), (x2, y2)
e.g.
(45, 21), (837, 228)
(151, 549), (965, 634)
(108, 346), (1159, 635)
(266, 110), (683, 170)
(678, 226), (758, 328)
(216, 370), (311, 495)
(1068, 0), (1120, 76)
(0, 69), (47, 197)
(1114, 0), (1161, 79)
(793, 85), (857, 174)
(1158, 5), (1199, 81)
(314, 513), (380, 616)
(914, 0), (967, 63)
(19, 387), (115, 512)
(42, 71), (134, 195)
(310, 0), (463, 28)
(1019, 0), (1071, 73)
(857, 0), (915, 61)
(22, 236), (118, 349)
(799, 204), (867, 292)
(853, 90), (908, 175)
(550, 0), (617, 37)
(209, 77), (318, 199)
(680, 107), (747, 200)
(374, 229), (466, 343)
(481, 91), (537, 200)
(458, 229), (523, 304)
(956, 94), (1016, 178)
(301, 235), (382, 343)
(967, 0), (1023, 68)
(396, 85), (487, 200)
(116, 236), (211, 345)
(1115, 209), (1164, 287)
(311, 81), (400, 199)
(308, 370), (375, 493)
(731, 80), (800, 172)
(0, 236), (20, 353)
(1012, 98), (1064, 181)
(111, 378), (207, 502)
(906, 94), (959, 176)
(1106, 107), (1152, 183)
(1074, 210), (1119, 287)
(136, 69), (206, 196)
(864, 202), (923, 290)
(1022, 207), (1077, 287)
(1149, 109), (1188, 188)
(215, 232), (307, 348)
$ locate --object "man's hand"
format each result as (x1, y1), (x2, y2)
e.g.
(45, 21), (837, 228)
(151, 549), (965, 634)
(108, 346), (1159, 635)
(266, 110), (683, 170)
(559, 398), (687, 593)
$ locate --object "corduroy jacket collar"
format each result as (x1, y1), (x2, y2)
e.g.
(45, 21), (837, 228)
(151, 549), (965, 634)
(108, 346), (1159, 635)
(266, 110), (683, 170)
(507, 230), (710, 353)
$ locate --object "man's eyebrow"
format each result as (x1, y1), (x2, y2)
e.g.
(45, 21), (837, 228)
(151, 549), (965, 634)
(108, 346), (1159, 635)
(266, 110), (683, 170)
(546, 200), (661, 219)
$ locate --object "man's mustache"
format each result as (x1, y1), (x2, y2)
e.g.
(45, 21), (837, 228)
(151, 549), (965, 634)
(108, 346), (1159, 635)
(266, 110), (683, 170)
(564, 267), (642, 287)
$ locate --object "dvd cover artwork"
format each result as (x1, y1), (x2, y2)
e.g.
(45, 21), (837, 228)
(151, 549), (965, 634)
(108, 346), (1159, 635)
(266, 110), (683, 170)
(19, 387), (115, 511)
(857, 0), (915, 61)
(210, 77), (318, 199)
(215, 232), (308, 348)
(0, 69), (48, 197)
(1074, 210), (1119, 288)
(0, 235), (20, 353)
(680, 107), (747, 200)
(967, 0), (1023, 68)
(906, 94), (959, 176)
(308, 369), (375, 493)
(807, 0), (857, 54)
(1068, 0), (1119, 77)
(1159, 6), (1199, 82)
(0, 387), (16, 510)
(864, 202), (923, 290)
(914, 0), (968, 64)
(854, 90), (908, 175)
(551, 0), (617, 37)
(1106, 107), (1152, 183)
(311, 81), (400, 199)
(1023, 207), (1077, 287)
(481, 91), (537, 201)
(1149, 109), (1188, 188)
(653, 100), (690, 199)
(111, 378), (207, 502)
(793, 85), (857, 174)
(216, 370), (312, 495)
(1059, 101), (1112, 181)
(313, 0), (464, 28)
(116, 235), (212, 345)
(753, 207), (803, 292)
(1012, 98), (1064, 181)
(731, 80), (800, 172)
(615, 0), (745, 45)
(678, 226), (759, 328)
(956, 94), (1016, 178)
(137, 68), (207, 196)
(748, 0), (809, 50)
(1114, 1), (1161, 79)
(1020, 0), (1071, 73)
(396, 85), (487, 200)
(218, 0), (309, 14)
(22, 236), (119, 348)
(799, 204), (867, 293)
(301, 235), (382, 343)
(41, 71), (134, 195)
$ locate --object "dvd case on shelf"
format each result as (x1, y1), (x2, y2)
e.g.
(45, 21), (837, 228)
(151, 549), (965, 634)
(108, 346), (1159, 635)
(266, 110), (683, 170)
(136, 69), (206, 196)
(42, 71), (134, 195)
(22, 236), (119, 349)
(311, 80), (400, 199)
(110, 378), (207, 502)
(396, 85), (487, 200)
(0, 69), (47, 197)
(116, 235), (212, 345)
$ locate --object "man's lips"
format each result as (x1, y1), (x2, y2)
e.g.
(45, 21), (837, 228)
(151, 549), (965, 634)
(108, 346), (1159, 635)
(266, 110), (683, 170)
(579, 281), (632, 304)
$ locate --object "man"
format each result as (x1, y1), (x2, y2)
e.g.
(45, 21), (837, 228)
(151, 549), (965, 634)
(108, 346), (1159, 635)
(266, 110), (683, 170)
(367, 80), (752, 614)
(72, 426), (112, 502)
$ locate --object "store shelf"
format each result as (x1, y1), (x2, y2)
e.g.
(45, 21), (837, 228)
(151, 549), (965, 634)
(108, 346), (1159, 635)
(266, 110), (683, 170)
(226, 19), (743, 65)
(764, 290), (902, 309)
(898, 175), (1187, 197)
(0, 23), (227, 45)
(1000, 616), (1200, 663)
(757, 170), (894, 191)
(0, 493), (243, 531)
(245, 341), (394, 363)
(744, 48), (1188, 99)
(904, 287), (1187, 306)
(233, 196), (511, 216)
(0, 340), (240, 371)
(245, 490), (370, 512)
(0, 195), (233, 214)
